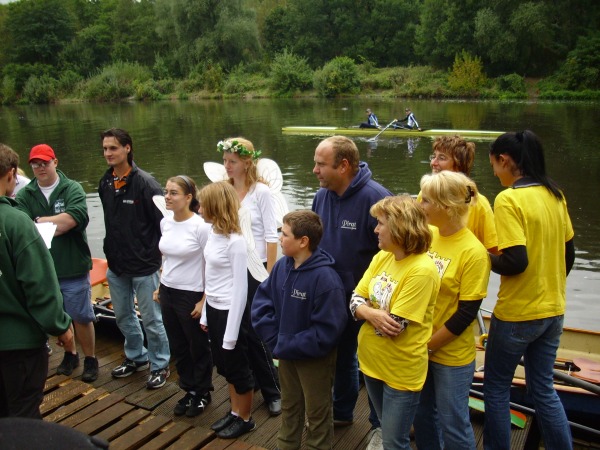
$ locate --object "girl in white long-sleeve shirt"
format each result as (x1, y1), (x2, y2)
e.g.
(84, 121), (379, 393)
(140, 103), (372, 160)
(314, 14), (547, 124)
(199, 181), (256, 439)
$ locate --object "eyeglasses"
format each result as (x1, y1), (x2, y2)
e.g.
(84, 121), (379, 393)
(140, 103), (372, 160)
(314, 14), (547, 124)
(429, 153), (449, 162)
(30, 161), (53, 169)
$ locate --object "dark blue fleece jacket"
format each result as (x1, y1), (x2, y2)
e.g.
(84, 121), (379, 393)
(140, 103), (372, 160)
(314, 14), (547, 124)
(312, 162), (392, 297)
(251, 248), (347, 360)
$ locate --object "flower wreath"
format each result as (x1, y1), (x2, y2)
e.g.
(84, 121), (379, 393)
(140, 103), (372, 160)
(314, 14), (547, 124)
(217, 140), (262, 160)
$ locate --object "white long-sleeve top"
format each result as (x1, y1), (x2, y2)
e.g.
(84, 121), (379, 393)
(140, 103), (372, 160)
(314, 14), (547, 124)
(159, 214), (210, 292)
(201, 230), (248, 349)
(241, 182), (279, 261)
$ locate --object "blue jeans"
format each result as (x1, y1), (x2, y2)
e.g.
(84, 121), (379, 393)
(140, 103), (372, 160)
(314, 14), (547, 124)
(413, 360), (476, 450)
(364, 375), (420, 450)
(483, 314), (572, 450)
(333, 319), (361, 421)
(107, 269), (170, 371)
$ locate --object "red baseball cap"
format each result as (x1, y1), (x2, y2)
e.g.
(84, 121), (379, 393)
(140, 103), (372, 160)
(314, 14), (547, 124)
(29, 144), (56, 163)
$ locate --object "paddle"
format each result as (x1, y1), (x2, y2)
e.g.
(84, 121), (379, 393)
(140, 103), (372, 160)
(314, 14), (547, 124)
(468, 396), (526, 428)
(517, 357), (600, 396)
(368, 119), (397, 141)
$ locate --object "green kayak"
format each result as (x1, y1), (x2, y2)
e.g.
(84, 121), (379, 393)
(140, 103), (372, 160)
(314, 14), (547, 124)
(282, 126), (504, 139)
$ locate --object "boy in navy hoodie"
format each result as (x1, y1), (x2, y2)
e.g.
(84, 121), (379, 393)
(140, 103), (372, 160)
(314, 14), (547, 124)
(252, 210), (347, 450)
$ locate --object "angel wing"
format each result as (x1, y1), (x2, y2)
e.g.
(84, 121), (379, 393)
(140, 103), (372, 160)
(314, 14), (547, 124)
(203, 162), (228, 182)
(152, 195), (173, 218)
(240, 206), (269, 282)
(257, 158), (289, 227)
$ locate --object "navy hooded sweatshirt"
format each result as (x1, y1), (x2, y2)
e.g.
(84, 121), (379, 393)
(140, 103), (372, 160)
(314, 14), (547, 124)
(251, 248), (347, 360)
(312, 161), (392, 298)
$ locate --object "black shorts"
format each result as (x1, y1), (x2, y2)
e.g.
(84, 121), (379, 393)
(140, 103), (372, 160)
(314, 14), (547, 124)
(206, 303), (254, 394)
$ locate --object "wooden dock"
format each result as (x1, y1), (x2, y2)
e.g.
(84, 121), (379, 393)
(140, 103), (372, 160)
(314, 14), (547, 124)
(41, 322), (589, 450)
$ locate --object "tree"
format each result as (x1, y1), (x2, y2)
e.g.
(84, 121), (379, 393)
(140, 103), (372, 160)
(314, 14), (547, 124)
(5, 0), (76, 67)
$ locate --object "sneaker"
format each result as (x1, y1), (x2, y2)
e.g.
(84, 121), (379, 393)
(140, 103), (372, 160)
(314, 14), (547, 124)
(111, 359), (149, 378)
(146, 368), (170, 389)
(367, 427), (383, 450)
(267, 398), (282, 416)
(56, 352), (79, 376)
(46, 341), (53, 355)
(216, 416), (256, 439)
(186, 392), (211, 417)
(174, 392), (195, 416)
(81, 356), (99, 382)
(211, 412), (236, 432)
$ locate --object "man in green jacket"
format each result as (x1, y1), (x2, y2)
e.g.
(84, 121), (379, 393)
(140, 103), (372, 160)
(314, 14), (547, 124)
(16, 144), (98, 382)
(0, 143), (73, 418)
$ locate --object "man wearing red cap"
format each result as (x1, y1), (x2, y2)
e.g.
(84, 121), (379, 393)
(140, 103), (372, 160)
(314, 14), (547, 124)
(15, 144), (98, 382)
(0, 143), (73, 418)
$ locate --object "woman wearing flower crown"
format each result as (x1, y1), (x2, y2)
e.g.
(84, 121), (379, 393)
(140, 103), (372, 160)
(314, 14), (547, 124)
(216, 137), (282, 416)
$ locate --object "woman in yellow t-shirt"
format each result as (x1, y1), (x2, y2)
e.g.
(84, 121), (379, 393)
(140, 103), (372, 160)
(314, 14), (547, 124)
(426, 135), (498, 253)
(350, 195), (439, 450)
(413, 171), (491, 450)
(484, 130), (575, 450)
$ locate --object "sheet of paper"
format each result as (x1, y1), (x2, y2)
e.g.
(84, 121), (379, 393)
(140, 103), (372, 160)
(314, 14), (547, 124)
(35, 222), (57, 249)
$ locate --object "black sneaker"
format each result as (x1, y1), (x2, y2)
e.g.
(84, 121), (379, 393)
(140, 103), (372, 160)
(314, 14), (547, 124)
(174, 392), (194, 416)
(146, 368), (170, 389)
(211, 412), (236, 432)
(81, 356), (99, 382)
(56, 352), (80, 376)
(216, 416), (256, 439)
(186, 392), (211, 417)
(111, 359), (149, 378)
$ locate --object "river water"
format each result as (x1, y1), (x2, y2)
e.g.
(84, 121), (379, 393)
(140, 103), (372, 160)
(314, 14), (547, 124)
(1, 99), (598, 330)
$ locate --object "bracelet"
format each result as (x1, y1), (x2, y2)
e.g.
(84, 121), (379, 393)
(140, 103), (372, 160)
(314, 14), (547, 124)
(428, 348), (434, 354)
(34, 217), (40, 223)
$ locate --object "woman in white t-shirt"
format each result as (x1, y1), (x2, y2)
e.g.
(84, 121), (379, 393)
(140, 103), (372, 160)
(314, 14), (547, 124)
(215, 137), (282, 416)
(155, 175), (213, 417)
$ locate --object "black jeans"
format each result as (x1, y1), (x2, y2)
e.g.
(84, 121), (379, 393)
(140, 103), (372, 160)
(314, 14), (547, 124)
(0, 347), (48, 419)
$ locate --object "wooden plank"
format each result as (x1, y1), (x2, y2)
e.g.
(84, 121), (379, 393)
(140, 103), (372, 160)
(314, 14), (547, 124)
(60, 393), (124, 428)
(74, 402), (135, 435)
(164, 427), (214, 450)
(45, 388), (108, 423)
(40, 380), (93, 414)
(109, 415), (172, 450)
(44, 374), (70, 391)
(136, 421), (193, 450)
(94, 408), (152, 442)
(127, 381), (180, 410)
(201, 438), (253, 450)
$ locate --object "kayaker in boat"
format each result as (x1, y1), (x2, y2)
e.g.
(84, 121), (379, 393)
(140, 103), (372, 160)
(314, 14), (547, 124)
(350, 195), (439, 450)
(0, 143), (73, 419)
(216, 137), (282, 417)
(199, 181), (256, 439)
(359, 108), (381, 129)
(394, 107), (421, 131)
(483, 130), (575, 450)
(413, 171), (491, 450)
(16, 143), (99, 383)
(155, 175), (213, 417)
(424, 135), (498, 254)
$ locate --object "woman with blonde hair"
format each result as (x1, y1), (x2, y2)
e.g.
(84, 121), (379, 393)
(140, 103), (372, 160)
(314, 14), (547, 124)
(213, 137), (282, 415)
(350, 195), (439, 450)
(413, 171), (491, 450)
(199, 181), (255, 439)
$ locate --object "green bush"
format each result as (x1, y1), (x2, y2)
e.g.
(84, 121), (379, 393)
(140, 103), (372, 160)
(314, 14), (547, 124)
(1, 63), (56, 93)
(57, 70), (84, 95)
(448, 51), (487, 96)
(270, 50), (313, 95)
(552, 33), (600, 90)
(223, 64), (269, 95)
(82, 62), (152, 101)
(1, 76), (18, 105)
(313, 57), (360, 97)
(202, 63), (224, 92)
(495, 73), (526, 94)
(134, 80), (162, 101)
(22, 75), (57, 104)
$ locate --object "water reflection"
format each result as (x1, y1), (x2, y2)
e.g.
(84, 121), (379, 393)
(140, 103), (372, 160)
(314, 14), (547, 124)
(2, 99), (598, 330)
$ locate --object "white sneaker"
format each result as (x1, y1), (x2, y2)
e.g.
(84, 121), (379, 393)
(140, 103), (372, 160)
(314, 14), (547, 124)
(366, 427), (383, 450)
